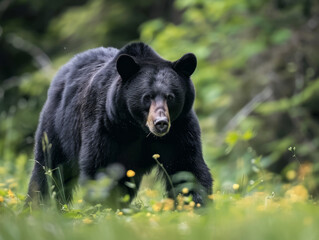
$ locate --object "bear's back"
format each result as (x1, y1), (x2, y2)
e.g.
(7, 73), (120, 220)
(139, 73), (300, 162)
(38, 47), (118, 159)
(43, 47), (117, 113)
(48, 47), (118, 99)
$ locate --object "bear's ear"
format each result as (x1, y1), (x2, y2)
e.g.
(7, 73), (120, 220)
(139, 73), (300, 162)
(116, 54), (140, 81)
(173, 53), (197, 77)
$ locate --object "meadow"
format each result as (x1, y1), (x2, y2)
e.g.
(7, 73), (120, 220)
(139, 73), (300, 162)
(0, 152), (318, 240)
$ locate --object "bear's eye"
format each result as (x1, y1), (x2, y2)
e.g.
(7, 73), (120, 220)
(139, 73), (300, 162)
(142, 94), (152, 105)
(167, 94), (175, 102)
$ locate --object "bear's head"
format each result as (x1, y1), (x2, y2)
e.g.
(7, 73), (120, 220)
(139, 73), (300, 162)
(116, 47), (196, 137)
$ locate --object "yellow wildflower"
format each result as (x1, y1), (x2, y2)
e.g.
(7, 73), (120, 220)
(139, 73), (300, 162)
(162, 198), (174, 211)
(182, 188), (189, 194)
(177, 205), (183, 211)
(233, 183), (240, 190)
(152, 202), (162, 212)
(126, 170), (136, 178)
(285, 185), (308, 202)
(117, 211), (123, 216)
(8, 189), (15, 198)
(189, 201), (195, 207)
(82, 218), (93, 224)
(196, 203), (201, 208)
(208, 194), (214, 200)
(152, 154), (160, 160)
(0, 196), (4, 202)
(286, 170), (296, 180)
(177, 194), (184, 206)
(77, 199), (83, 203)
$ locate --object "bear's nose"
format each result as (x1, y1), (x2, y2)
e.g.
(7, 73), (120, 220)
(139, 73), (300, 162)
(154, 117), (168, 133)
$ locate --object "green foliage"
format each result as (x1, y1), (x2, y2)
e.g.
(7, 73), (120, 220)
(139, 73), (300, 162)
(140, 0), (319, 193)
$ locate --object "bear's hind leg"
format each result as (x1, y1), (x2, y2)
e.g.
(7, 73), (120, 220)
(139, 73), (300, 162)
(26, 163), (49, 207)
(27, 132), (78, 208)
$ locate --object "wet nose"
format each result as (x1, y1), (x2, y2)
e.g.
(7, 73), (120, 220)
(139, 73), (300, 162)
(154, 117), (168, 133)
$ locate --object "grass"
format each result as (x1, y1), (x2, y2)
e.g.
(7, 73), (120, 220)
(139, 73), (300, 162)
(0, 170), (319, 240)
(0, 148), (318, 240)
(0, 194), (318, 240)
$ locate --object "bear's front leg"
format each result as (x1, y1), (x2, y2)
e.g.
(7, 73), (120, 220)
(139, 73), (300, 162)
(163, 157), (212, 205)
(79, 132), (142, 208)
(163, 112), (213, 205)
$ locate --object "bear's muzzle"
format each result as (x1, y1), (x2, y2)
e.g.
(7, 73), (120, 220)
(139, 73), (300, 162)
(146, 98), (171, 137)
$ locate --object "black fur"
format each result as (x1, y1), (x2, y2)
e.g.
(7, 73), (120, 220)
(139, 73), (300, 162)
(27, 42), (213, 207)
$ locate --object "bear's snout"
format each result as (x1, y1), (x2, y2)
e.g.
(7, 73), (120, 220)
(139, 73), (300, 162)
(146, 99), (171, 137)
(154, 117), (169, 134)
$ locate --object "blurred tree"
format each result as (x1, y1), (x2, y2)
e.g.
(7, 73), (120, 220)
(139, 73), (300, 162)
(1, 0), (319, 195)
(140, 0), (319, 194)
(0, 0), (179, 160)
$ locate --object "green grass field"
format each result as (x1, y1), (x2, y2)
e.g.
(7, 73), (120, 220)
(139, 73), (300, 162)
(1, 164), (318, 240)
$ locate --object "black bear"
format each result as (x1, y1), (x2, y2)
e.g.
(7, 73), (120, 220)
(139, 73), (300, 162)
(27, 42), (212, 207)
